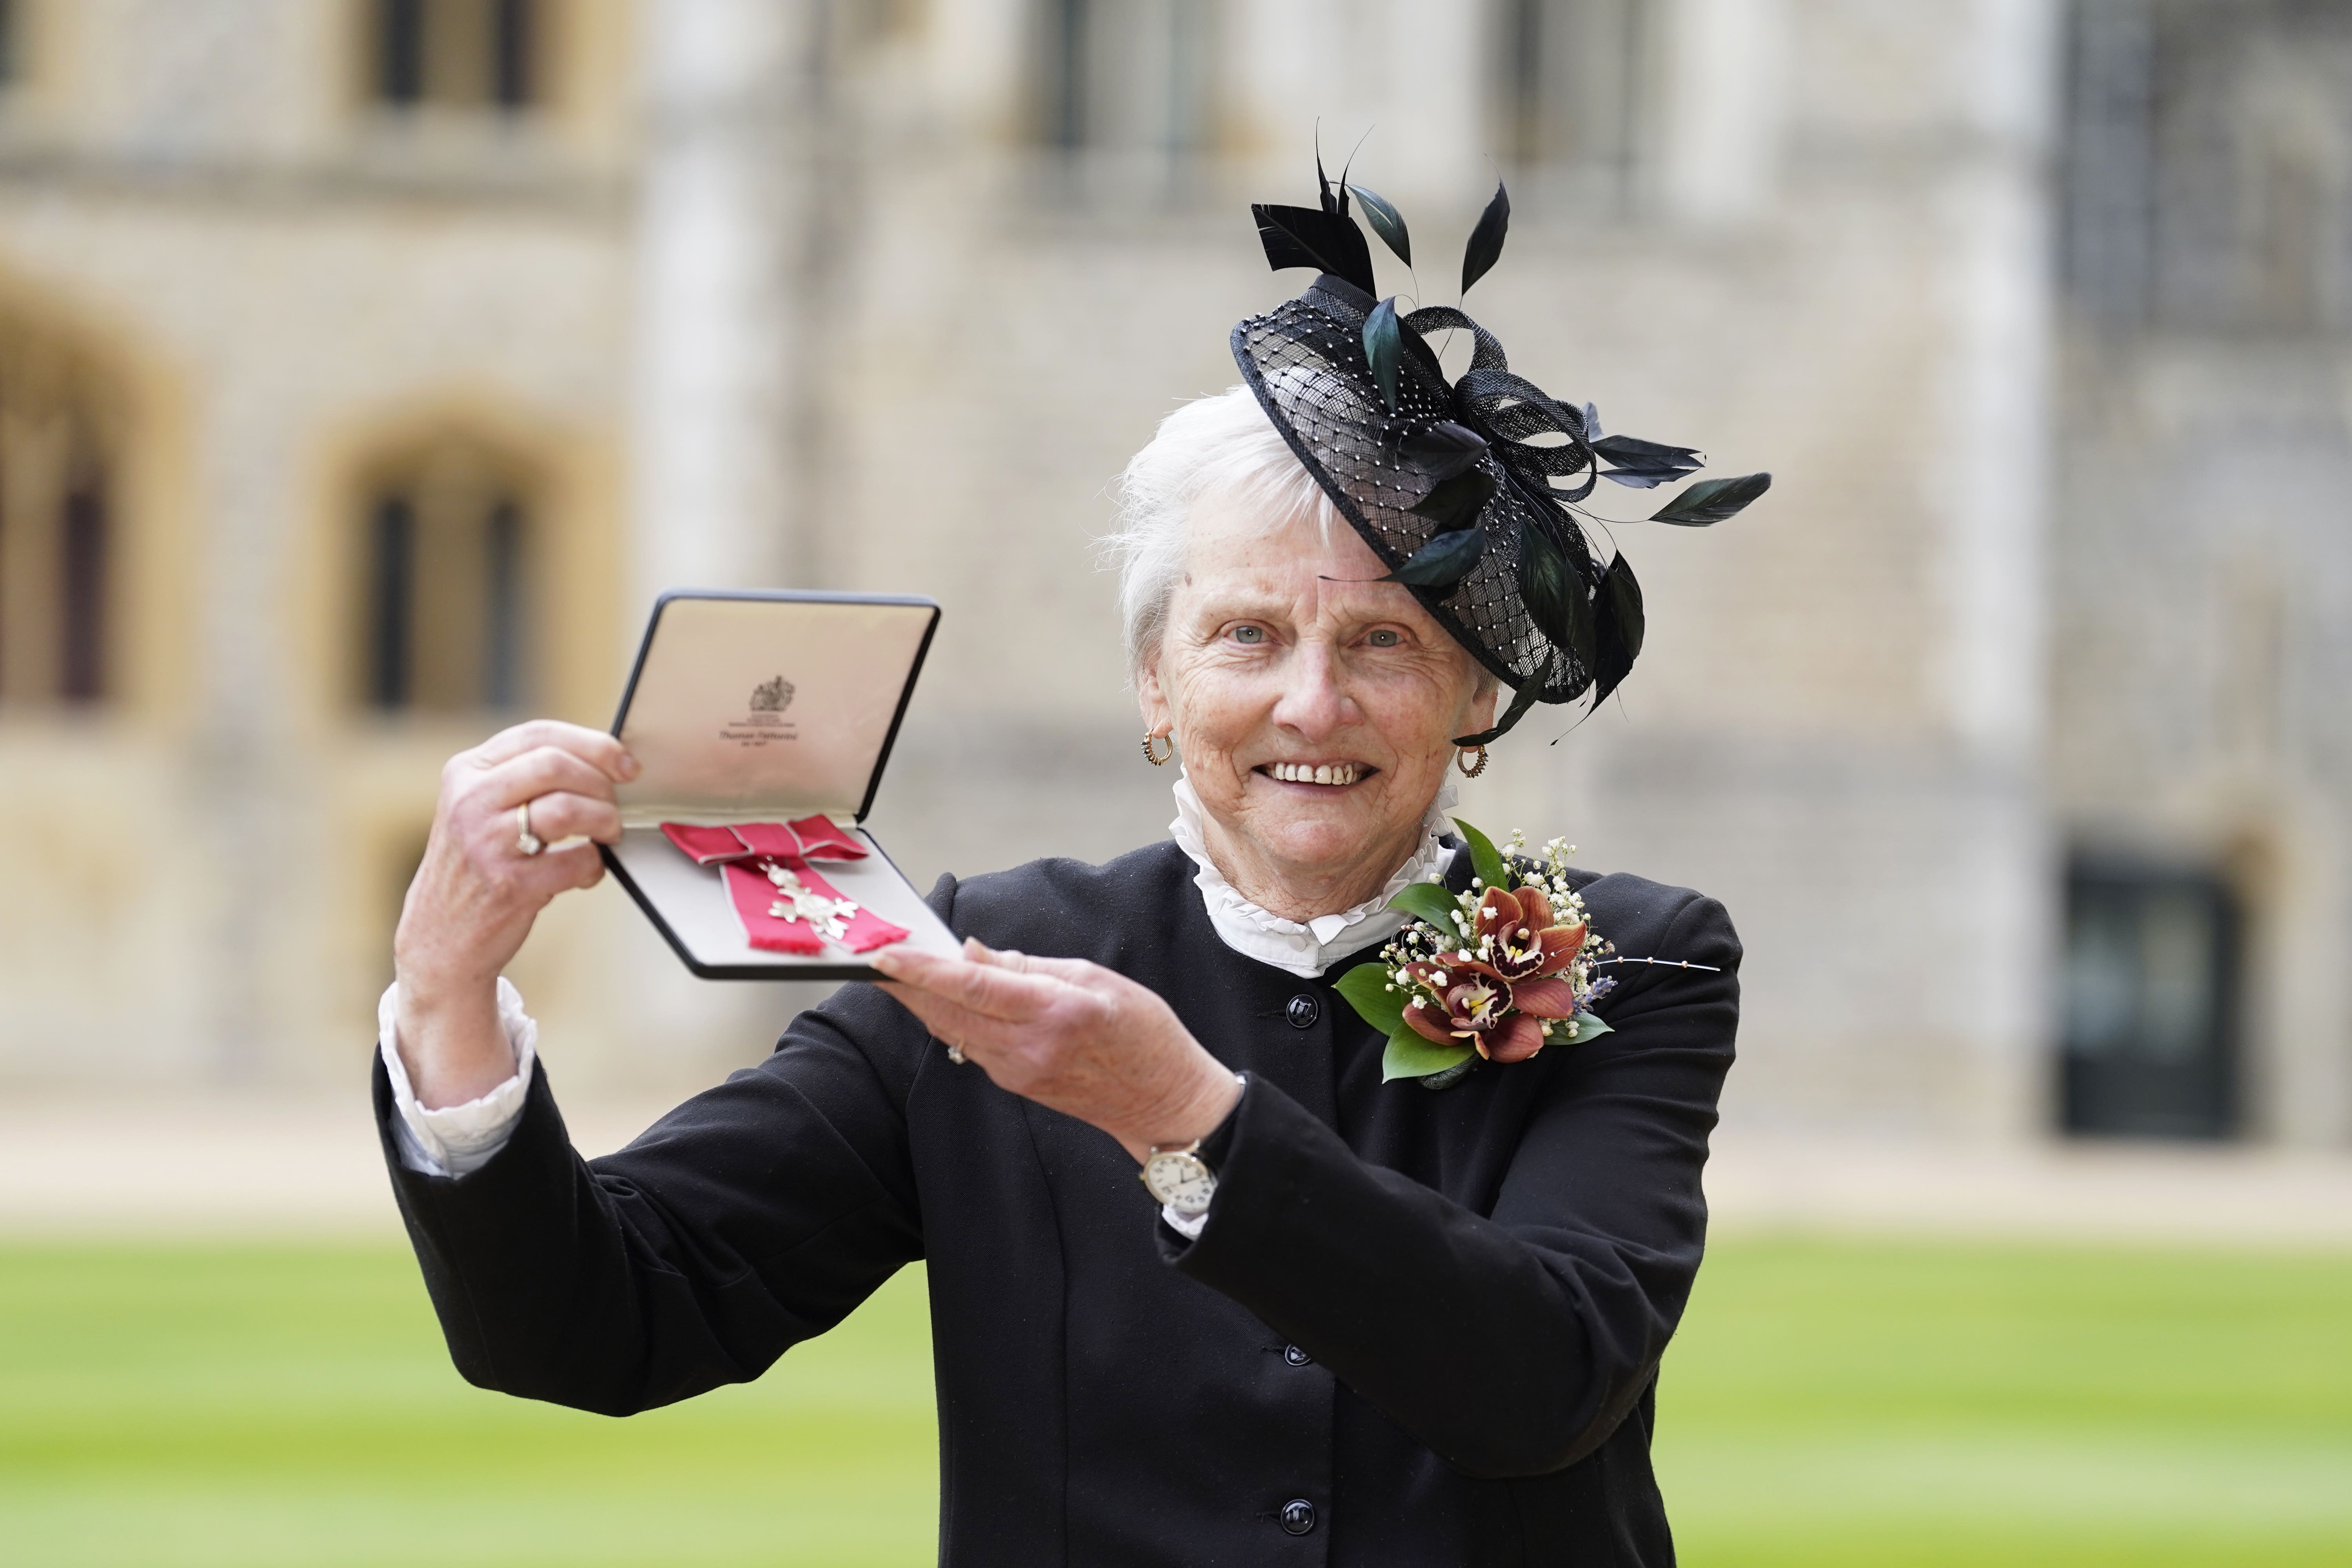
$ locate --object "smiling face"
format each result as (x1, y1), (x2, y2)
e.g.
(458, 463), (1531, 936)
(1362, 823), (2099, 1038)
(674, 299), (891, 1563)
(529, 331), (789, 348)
(1138, 494), (1497, 921)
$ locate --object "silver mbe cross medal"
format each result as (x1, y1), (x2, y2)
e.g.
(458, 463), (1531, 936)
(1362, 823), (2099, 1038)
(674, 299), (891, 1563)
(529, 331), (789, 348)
(763, 862), (860, 942)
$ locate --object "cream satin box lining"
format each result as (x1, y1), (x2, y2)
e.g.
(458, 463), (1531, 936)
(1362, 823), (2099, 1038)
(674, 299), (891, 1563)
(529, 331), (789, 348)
(599, 590), (960, 981)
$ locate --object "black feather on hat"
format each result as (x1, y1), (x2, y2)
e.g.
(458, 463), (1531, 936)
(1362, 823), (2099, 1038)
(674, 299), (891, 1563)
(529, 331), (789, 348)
(1232, 163), (1770, 745)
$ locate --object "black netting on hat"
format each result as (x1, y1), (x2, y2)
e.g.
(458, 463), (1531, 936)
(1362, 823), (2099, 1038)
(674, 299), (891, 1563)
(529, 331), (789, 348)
(1227, 169), (1773, 740)
(1232, 275), (1596, 706)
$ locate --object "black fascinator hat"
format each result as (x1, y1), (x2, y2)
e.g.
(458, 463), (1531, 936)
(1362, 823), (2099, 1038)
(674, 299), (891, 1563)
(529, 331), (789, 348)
(1232, 160), (1769, 744)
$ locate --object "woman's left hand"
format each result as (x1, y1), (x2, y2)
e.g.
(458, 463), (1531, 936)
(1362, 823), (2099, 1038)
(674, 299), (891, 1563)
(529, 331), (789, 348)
(871, 940), (1243, 1161)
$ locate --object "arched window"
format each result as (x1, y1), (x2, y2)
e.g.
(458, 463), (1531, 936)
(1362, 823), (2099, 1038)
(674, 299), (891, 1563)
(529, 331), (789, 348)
(374, 0), (537, 113)
(0, 314), (119, 708)
(357, 437), (534, 713)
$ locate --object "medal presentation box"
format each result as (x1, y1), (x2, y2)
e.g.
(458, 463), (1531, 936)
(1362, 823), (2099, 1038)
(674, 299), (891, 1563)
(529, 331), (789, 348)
(601, 590), (964, 980)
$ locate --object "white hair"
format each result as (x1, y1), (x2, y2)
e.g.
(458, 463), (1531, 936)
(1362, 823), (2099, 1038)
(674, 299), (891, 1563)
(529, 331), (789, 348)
(1102, 383), (1343, 673)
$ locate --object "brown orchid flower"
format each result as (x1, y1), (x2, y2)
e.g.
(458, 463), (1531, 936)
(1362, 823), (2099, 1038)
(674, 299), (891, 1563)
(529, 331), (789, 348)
(1397, 888), (1591, 1065)
(1399, 959), (1511, 1044)
(1507, 976), (1579, 1019)
(1472, 884), (1588, 980)
(1479, 1013), (1547, 1063)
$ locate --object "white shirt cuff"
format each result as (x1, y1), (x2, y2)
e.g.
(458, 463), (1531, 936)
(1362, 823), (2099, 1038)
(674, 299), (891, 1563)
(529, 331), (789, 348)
(378, 978), (535, 1179)
(1161, 1203), (1210, 1241)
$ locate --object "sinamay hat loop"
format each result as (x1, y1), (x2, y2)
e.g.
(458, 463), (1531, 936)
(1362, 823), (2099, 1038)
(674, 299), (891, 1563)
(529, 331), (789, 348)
(1231, 168), (1771, 744)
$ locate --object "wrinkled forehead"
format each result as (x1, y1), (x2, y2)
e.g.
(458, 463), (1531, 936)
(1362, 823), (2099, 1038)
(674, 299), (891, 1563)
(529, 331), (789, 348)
(1172, 494), (1456, 635)
(1177, 487), (1373, 589)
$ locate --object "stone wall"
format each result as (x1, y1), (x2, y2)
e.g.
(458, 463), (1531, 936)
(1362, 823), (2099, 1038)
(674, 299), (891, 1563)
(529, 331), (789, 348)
(15, 0), (2335, 1150)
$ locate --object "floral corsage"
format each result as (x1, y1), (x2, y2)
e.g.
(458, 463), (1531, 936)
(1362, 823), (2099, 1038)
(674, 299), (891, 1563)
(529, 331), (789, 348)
(1333, 820), (1615, 1085)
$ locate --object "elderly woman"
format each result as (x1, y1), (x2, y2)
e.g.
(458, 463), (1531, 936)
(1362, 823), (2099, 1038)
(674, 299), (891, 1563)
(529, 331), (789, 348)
(380, 176), (1747, 1567)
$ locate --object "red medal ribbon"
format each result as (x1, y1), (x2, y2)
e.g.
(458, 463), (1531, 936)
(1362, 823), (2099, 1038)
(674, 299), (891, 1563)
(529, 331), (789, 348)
(660, 818), (910, 956)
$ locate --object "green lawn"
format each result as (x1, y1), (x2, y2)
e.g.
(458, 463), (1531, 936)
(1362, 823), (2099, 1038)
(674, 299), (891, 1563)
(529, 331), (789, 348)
(1656, 1241), (2352, 1566)
(2, 1239), (2346, 1567)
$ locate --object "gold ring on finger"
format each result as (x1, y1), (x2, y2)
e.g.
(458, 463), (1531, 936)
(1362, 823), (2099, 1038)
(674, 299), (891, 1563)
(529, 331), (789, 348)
(517, 801), (546, 858)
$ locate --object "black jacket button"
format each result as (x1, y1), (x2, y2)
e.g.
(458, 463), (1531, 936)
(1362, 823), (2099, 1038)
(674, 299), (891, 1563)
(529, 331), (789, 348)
(1280, 1498), (1316, 1535)
(1283, 1344), (1312, 1367)
(1285, 993), (1320, 1029)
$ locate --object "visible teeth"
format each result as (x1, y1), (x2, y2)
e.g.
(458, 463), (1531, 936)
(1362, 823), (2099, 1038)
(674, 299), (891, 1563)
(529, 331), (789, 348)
(1272, 762), (1361, 786)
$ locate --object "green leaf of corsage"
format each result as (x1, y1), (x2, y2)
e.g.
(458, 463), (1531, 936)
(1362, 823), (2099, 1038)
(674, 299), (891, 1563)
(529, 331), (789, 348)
(1381, 1025), (1477, 1083)
(1387, 880), (1464, 932)
(1331, 962), (1406, 1037)
(1561, 1011), (1613, 1046)
(1452, 816), (1509, 894)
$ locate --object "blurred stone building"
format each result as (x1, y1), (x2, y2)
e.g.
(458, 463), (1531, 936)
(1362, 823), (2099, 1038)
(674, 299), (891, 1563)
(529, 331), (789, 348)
(2054, 0), (2352, 1147)
(0, 0), (2341, 1150)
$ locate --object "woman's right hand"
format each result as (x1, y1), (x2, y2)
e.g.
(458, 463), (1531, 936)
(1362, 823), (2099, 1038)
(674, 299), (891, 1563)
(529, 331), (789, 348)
(391, 720), (637, 1108)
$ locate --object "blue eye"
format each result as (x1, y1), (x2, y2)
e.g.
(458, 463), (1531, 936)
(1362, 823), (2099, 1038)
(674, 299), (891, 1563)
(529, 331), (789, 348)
(1233, 625), (1265, 644)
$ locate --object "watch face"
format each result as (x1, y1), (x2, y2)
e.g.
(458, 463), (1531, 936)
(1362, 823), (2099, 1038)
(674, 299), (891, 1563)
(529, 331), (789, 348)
(1144, 1151), (1217, 1216)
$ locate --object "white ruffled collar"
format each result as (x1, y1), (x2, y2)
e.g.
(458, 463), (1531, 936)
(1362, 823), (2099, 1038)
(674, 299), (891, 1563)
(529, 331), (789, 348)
(1170, 772), (1459, 979)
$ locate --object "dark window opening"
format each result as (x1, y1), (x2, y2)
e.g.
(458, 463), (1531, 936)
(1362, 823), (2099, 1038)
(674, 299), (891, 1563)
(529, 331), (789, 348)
(1045, 0), (1087, 149)
(482, 498), (524, 708)
(1035, 0), (1212, 162)
(58, 481), (106, 702)
(0, 371), (117, 710)
(1493, 0), (1646, 193)
(374, 0), (537, 113)
(2062, 0), (2352, 334)
(2060, 860), (2241, 1139)
(2059, 0), (2154, 322)
(378, 0), (426, 103)
(492, 0), (533, 108)
(366, 496), (414, 709)
(1501, 0), (1545, 167)
(360, 454), (531, 715)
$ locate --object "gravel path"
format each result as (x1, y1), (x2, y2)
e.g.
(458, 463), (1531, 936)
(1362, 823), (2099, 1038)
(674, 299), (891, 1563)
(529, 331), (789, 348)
(4, 1092), (2348, 1247)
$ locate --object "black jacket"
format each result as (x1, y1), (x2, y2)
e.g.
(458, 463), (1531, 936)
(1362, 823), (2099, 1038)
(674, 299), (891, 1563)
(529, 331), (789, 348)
(376, 840), (1740, 1566)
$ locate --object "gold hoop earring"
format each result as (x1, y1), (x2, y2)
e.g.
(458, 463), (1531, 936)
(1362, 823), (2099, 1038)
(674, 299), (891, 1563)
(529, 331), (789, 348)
(1142, 733), (1174, 766)
(1455, 745), (1489, 779)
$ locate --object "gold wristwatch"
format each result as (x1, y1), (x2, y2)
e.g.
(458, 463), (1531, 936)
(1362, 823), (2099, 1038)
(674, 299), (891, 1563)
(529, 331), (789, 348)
(1140, 1139), (1218, 1218)
(1139, 1074), (1245, 1220)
